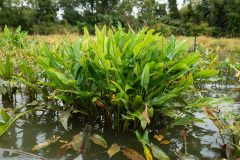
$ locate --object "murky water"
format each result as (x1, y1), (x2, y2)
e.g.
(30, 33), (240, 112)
(0, 86), (239, 160)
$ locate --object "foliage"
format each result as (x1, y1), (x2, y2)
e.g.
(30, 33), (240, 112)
(136, 130), (170, 160)
(0, 26), (27, 48)
(0, 108), (31, 136)
(0, 54), (13, 80)
(203, 106), (240, 159)
(36, 25), (219, 131)
(0, 22), (238, 159)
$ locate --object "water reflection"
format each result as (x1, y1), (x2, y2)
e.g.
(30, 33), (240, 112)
(0, 87), (238, 159)
(0, 110), (229, 160)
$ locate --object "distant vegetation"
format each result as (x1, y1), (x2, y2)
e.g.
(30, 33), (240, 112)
(0, 0), (240, 36)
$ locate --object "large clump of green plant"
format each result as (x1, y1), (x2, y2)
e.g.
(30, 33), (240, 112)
(0, 26), (27, 48)
(37, 26), (217, 131)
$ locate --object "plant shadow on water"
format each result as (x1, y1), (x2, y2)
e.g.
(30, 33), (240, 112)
(0, 87), (238, 160)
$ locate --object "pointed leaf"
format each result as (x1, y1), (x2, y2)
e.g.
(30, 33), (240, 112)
(143, 145), (153, 160)
(90, 134), (108, 149)
(142, 105), (150, 125)
(108, 143), (120, 158)
(0, 111), (31, 136)
(141, 63), (150, 91)
(32, 135), (60, 151)
(1, 109), (10, 123)
(121, 148), (145, 160)
(61, 110), (71, 131)
(154, 135), (164, 142)
(150, 143), (170, 160)
(161, 140), (170, 145)
(71, 131), (90, 153)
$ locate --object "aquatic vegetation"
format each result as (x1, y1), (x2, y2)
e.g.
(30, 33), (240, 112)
(0, 108), (31, 136)
(0, 54), (14, 80)
(36, 25), (220, 132)
(0, 26), (27, 48)
(136, 130), (170, 160)
(0, 26), (238, 159)
(35, 27), (221, 130)
(203, 105), (240, 159)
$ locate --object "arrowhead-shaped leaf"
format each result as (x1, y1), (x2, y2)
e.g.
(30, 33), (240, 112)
(60, 110), (71, 131)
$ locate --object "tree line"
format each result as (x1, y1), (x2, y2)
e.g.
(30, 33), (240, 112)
(0, 0), (239, 36)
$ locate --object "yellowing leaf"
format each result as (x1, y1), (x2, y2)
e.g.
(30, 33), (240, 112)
(90, 134), (108, 149)
(96, 99), (107, 109)
(72, 132), (84, 152)
(203, 107), (223, 130)
(160, 140), (170, 145)
(121, 148), (145, 160)
(236, 71), (240, 78)
(32, 135), (60, 151)
(108, 143), (120, 158)
(154, 134), (164, 142)
(144, 145), (153, 160)
(59, 140), (68, 144)
(60, 110), (71, 131)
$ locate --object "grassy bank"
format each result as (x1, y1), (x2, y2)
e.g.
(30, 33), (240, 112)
(28, 34), (240, 60)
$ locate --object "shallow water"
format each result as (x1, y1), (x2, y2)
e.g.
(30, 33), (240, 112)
(0, 87), (239, 160)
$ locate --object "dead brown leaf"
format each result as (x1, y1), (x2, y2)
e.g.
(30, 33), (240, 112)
(142, 105), (150, 124)
(32, 135), (60, 151)
(121, 148), (145, 160)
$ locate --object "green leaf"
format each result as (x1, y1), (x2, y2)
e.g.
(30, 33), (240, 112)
(141, 63), (150, 91)
(27, 100), (40, 106)
(150, 143), (170, 160)
(194, 70), (219, 78)
(135, 130), (143, 142)
(168, 62), (189, 73)
(134, 42), (144, 57)
(0, 111), (31, 136)
(0, 85), (7, 95)
(173, 116), (204, 126)
(135, 131), (150, 146)
(1, 109), (10, 123)
(149, 94), (177, 106)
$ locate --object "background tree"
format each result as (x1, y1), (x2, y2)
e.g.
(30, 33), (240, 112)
(0, 0), (239, 37)
(168, 0), (180, 18)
